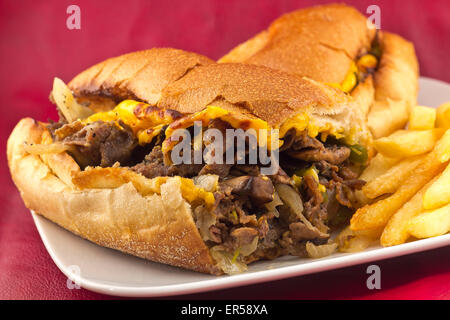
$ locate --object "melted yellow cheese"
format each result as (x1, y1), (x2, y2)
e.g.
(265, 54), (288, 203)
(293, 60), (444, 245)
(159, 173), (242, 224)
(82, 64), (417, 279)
(278, 112), (356, 144)
(149, 176), (216, 207)
(326, 53), (378, 93)
(82, 101), (358, 154)
(326, 62), (358, 93)
(357, 54), (378, 69)
(162, 106), (275, 154)
(76, 101), (363, 205)
(83, 100), (176, 145)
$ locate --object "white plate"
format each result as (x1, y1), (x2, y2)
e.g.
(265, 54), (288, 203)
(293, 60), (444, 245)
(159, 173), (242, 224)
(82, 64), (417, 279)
(32, 77), (450, 297)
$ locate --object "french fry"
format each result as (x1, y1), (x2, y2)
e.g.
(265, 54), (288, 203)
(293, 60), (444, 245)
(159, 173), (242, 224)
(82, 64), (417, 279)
(407, 203), (450, 239)
(367, 99), (409, 139)
(336, 226), (379, 253)
(436, 102), (450, 129)
(354, 227), (383, 239)
(423, 163), (450, 210)
(359, 153), (401, 181)
(374, 129), (444, 158)
(351, 132), (450, 231)
(362, 155), (424, 199)
(434, 129), (450, 163)
(408, 106), (436, 130)
(380, 176), (438, 246)
(354, 153), (401, 206)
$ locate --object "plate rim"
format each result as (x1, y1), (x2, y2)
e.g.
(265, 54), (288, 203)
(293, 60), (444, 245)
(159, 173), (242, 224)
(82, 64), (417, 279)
(31, 76), (450, 297)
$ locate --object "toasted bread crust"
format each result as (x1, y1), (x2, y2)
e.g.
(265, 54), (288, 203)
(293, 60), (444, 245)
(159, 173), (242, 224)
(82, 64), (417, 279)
(219, 4), (419, 138)
(7, 118), (220, 274)
(67, 48), (370, 145)
(69, 48), (215, 107)
(219, 4), (375, 84)
(368, 32), (419, 138)
(158, 63), (369, 145)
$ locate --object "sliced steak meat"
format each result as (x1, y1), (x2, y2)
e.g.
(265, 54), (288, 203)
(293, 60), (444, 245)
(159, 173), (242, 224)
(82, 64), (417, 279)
(219, 176), (274, 204)
(315, 160), (339, 178)
(303, 175), (323, 205)
(289, 222), (328, 240)
(100, 123), (139, 166)
(231, 227), (258, 247)
(288, 145), (351, 165)
(291, 131), (324, 150)
(199, 164), (232, 178)
(344, 179), (366, 189)
(303, 200), (329, 232)
(46, 119), (65, 139)
(279, 129), (296, 151)
(269, 167), (291, 185)
(334, 182), (353, 208)
(250, 177), (275, 204)
(339, 166), (359, 180)
(230, 165), (260, 176)
(209, 222), (228, 244)
(61, 120), (137, 167)
(131, 146), (202, 178)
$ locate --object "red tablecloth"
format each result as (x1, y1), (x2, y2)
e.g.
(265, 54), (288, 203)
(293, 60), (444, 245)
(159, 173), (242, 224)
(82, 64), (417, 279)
(0, 0), (449, 300)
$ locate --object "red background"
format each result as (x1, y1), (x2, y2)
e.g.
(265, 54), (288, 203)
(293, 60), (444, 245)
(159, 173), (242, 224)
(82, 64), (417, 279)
(0, 0), (449, 300)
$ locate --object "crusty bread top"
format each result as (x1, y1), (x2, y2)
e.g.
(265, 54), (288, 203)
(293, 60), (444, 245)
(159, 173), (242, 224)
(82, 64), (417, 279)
(367, 31), (419, 138)
(219, 4), (376, 84)
(69, 48), (215, 106)
(158, 63), (371, 146)
(373, 32), (419, 105)
(67, 48), (369, 145)
(159, 63), (347, 125)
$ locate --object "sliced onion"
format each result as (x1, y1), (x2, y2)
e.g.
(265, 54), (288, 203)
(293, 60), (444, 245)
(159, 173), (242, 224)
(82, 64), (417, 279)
(193, 205), (216, 241)
(193, 174), (219, 192)
(210, 246), (247, 275)
(275, 184), (305, 220)
(335, 226), (374, 253)
(24, 142), (71, 155)
(306, 241), (337, 259)
(275, 183), (328, 237)
(52, 77), (94, 122)
(265, 191), (283, 217)
(240, 236), (259, 256)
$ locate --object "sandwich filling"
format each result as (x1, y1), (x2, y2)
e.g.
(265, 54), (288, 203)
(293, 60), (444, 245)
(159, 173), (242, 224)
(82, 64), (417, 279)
(41, 92), (367, 274)
(327, 33), (381, 93)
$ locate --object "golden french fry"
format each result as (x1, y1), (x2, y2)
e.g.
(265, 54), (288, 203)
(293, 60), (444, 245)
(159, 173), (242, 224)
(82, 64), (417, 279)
(408, 106), (436, 130)
(336, 226), (378, 253)
(367, 99), (409, 139)
(354, 227), (383, 239)
(423, 163), (450, 210)
(435, 129), (450, 163)
(374, 129), (444, 158)
(363, 155), (424, 199)
(380, 176), (438, 246)
(360, 153), (401, 181)
(354, 153), (400, 206)
(351, 133), (450, 231)
(436, 102), (450, 129)
(407, 203), (450, 238)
